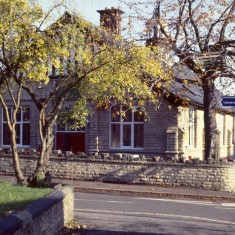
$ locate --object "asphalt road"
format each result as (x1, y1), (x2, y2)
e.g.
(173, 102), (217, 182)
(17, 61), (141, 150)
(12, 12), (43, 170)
(74, 192), (235, 235)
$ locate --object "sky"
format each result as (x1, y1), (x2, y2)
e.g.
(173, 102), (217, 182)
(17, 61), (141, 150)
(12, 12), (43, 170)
(39, 0), (127, 26)
(36, 0), (235, 95)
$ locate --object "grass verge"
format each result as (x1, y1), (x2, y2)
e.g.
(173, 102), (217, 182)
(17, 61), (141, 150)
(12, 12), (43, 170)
(0, 182), (53, 217)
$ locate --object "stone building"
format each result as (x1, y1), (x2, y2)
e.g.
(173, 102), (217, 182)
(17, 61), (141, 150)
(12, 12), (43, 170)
(0, 7), (234, 161)
(86, 68), (235, 160)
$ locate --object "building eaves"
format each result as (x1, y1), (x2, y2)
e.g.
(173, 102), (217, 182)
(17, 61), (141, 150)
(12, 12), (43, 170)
(167, 64), (235, 113)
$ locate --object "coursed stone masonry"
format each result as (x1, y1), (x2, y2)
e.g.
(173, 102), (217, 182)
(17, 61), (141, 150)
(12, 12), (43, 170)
(1, 155), (235, 192)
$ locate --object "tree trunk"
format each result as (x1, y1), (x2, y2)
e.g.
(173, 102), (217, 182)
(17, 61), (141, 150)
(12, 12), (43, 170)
(29, 142), (52, 187)
(28, 109), (54, 187)
(0, 92), (25, 185)
(203, 77), (219, 161)
(11, 129), (25, 185)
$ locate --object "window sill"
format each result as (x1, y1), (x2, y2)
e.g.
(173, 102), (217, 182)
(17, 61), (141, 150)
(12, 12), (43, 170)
(109, 147), (144, 151)
(2, 145), (30, 148)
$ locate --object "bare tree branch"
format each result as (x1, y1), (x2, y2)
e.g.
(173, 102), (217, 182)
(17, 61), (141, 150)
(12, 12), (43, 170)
(187, 0), (203, 51)
(219, 1), (235, 42)
(174, 0), (187, 42)
(205, 4), (232, 50)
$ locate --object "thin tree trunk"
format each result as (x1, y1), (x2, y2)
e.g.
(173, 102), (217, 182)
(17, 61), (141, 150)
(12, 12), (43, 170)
(0, 94), (25, 185)
(11, 128), (25, 185)
(203, 77), (219, 161)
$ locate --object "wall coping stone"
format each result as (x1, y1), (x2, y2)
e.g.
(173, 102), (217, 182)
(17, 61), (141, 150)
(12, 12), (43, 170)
(0, 186), (73, 235)
(0, 155), (233, 169)
(50, 156), (235, 168)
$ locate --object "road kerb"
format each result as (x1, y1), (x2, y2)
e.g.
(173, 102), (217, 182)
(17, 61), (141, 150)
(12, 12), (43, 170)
(74, 186), (235, 202)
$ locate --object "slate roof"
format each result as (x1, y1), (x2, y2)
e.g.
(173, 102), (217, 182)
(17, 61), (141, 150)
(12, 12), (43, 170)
(169, 64), (235, 113)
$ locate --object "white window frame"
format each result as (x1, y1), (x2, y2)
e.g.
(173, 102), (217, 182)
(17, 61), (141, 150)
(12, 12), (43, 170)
(188, 106), (195, 147)
(109, 105), (144, 149)
(223, 114), (226, 145)
(2, 106), (30, 147)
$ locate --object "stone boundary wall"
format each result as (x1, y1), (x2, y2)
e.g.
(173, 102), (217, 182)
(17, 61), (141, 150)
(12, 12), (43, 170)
(0, 186), (74, 235)
(1, 155), (235, 192)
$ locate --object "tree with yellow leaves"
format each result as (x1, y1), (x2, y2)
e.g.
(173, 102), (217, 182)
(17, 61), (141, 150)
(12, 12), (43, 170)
(0, 0), (170, 186)
(0, 0), (64, 184)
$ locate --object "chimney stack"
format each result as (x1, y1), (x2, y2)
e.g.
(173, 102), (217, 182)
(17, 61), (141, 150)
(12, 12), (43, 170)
(97, 7), (124, 35)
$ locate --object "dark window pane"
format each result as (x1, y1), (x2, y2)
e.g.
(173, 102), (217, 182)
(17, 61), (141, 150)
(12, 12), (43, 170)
(57, 122), (66, 131)
(111, 124), (120, 147)
(2, 107), (30, 146)
(111, 105), (120, 122)
(134, 124), (144, 148)
(78, 126), (85, 132)
(23, 123), (30, 145)
(67, 126), (77, 131)
(122, 108), (132, 122)
(123, 125), (131, 146)
(3, 124), (11, 145)
(67, 119), (77, 131)
(3, 108), (12, 122)
(23, 107), (30, 121)
(16, 109), (21, 122)
(16, 124), (20, 144)
(3, 110), (6, 122)
(134, 109), (144, 122)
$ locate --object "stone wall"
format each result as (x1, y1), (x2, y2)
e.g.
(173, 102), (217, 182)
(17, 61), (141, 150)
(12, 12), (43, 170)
(1, 155), (235, 192)
(0, 186), (74, 235)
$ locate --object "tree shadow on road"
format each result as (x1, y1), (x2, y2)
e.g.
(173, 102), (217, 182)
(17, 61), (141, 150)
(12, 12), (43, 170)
(57, 228), (169, 235)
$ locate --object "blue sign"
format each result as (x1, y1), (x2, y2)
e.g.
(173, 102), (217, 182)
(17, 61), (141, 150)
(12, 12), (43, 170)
(220, 97), (235, 106)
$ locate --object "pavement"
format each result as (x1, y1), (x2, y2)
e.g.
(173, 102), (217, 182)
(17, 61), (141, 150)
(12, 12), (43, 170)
(1, 175), (235, 201)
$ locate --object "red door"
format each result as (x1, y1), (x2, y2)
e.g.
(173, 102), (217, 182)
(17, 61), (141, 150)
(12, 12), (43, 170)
(56, 132), (85, 153)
